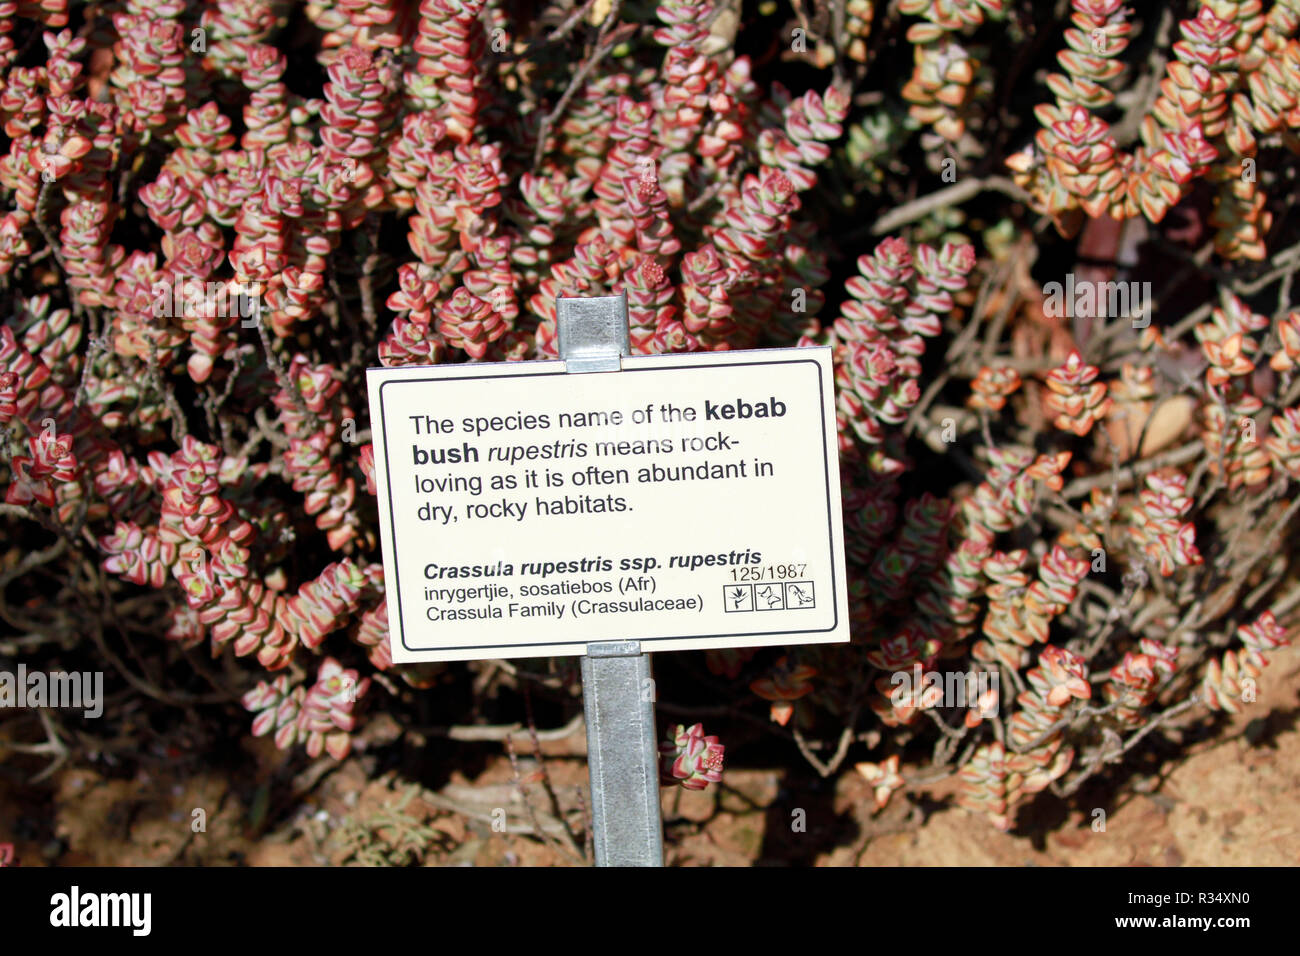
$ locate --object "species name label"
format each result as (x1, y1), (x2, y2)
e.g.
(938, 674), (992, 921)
(365, 348), (850, 662)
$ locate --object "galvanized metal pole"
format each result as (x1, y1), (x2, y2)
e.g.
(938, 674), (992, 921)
(557, 293), (665, 867)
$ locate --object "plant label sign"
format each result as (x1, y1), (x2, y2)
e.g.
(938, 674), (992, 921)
(366, 348), (850, 662)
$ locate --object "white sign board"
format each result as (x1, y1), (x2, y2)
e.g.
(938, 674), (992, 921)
(365, 348), (850, 662)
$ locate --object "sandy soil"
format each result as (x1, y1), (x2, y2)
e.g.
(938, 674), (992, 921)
(3, 644), (1297, 867)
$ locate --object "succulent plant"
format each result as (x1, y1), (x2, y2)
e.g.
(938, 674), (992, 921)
(658, 722), (724, 790)
(1, 0), (1298, 839)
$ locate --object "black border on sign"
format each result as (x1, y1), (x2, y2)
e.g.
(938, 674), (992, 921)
(377, 358), (839, 654)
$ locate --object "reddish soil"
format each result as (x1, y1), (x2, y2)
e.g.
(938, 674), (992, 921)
(3, 644), (1297, 867)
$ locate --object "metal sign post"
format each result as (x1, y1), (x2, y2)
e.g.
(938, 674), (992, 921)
(557, 293), (665, 867)
(366, 295), (850, 866)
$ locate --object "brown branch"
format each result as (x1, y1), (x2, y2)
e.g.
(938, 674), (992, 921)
(416, 712), (585, 742)
(870, 177), (1033, 236)
(503, 730), (585, 863)
(1058, 693), (1202, 796)
(523, 685), (583, 851)
(530, 7), (629, 172)
(1059, 439), (1204, 500)
(0, 533), (67, 591)
(547, 0), (599, 43)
